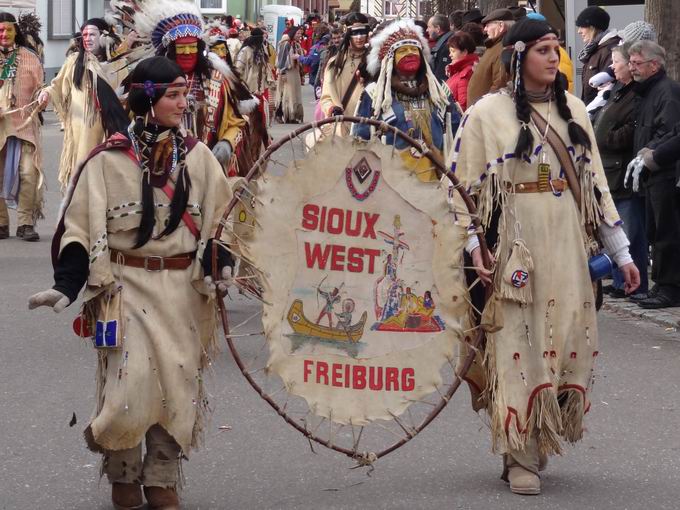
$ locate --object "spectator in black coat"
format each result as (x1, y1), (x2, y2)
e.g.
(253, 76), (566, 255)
(426, 14), (453, 82)
(576, 6), (621, 104)
(629, 40), (680, 308)
(593, 45), (648, 299)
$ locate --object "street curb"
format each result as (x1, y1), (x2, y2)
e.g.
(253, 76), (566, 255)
(602, 298), (680, 330)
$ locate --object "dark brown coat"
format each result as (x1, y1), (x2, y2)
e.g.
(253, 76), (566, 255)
(581, 32), (621, 104)
(592, 81), (636, 199)
(467, 37), (508, 107)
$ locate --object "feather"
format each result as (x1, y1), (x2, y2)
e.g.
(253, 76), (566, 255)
(207, 51), (237, 82)
(366, 19), (431, 77)
(238, 97), (260, 114)
(133, 0), (204, 50)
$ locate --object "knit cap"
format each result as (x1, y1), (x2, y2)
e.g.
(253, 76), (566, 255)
(619, 21), (657, 43)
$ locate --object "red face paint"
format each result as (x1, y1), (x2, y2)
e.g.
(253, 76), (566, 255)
(396, 55), (421, 75)
(174, 36), (199, 74)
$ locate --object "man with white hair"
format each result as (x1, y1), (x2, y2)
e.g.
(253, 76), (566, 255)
(628, 40), (680, 308)
(466, 8), (513, 106)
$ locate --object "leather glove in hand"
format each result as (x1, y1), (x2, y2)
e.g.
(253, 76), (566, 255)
(212, 140), (233, 165)
(28, 289), (70, 313)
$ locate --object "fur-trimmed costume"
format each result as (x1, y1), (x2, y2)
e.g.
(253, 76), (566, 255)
(132, 0), (259, 176)
(353, 19), (457, 182)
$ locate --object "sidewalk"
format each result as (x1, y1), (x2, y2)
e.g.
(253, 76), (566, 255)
(603, 294), (680, 331)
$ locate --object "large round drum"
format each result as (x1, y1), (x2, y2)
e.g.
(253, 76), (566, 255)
(213, 117), (488, 464)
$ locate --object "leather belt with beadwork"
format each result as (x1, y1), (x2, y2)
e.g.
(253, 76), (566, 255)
(504, 178), (568, 194)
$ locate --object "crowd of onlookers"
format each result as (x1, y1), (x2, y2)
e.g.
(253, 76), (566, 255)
(240, 6), (680, 310)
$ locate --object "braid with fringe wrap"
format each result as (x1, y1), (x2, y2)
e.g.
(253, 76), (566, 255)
(554, 76), (592, 151)
(512, 51), (534, 159)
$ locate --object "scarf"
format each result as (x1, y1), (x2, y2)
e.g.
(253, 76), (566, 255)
(578, 30), (605, 64)
(525, 88), (554, 103)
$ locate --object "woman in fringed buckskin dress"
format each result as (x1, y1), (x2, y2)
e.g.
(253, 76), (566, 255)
(450, 19), (640, 495)
(29, 57), (233, 510)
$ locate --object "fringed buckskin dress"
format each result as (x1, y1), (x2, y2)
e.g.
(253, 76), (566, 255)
(451, 90), (621, 457)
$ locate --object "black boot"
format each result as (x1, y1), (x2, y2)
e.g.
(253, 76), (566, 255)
(629, 284), (658, 302)
(637, 285), (680, 309)
(0, 225), (8, 239)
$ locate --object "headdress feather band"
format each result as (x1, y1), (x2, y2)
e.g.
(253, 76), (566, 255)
(153, 14), (203, 49)
(133, 1), (205, 51)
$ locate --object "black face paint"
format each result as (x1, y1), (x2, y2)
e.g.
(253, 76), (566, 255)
(349, 27), (369, 37)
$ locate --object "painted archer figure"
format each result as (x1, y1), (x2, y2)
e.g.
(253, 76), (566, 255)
(316, 286), (341, 327)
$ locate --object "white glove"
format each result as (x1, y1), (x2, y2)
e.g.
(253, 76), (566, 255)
(212, 140), (232, 165)
(28, 289), (70, 313)
(204, 266), (234, 296)
(624, 155), (645, 192)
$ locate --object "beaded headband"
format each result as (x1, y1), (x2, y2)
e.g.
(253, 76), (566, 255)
(130, 80), (187, 98)
(504, 33), (558, 53)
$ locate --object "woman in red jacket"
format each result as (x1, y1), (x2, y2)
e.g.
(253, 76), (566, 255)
(445, 31), (479, 111)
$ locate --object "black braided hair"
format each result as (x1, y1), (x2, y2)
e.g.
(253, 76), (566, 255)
(554, 71), (592, 151)
(502, 19), (592, 157)
(510, 50), (534, 159)
(127, 57), (192, 248)
(156, 133), (191, 240)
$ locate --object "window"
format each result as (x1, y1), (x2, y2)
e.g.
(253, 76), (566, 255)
(384, 0), (405, 16)
(48, 0), (76, 40)
(200, 0), (227, 13)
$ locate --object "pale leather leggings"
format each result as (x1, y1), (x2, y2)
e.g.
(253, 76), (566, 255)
(102, 424), (181, 488)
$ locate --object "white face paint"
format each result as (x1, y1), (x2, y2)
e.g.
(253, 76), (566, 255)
(82, 25), (101, 54)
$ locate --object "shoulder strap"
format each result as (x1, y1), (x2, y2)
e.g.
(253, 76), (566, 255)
(529, 107), (582, 210)
(160, 183), (201, 240)
(530, 107), (598, 240)
(341, 70), (360, 111)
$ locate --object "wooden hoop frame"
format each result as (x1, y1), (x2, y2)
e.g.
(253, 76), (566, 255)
(212, 116), (491, 463)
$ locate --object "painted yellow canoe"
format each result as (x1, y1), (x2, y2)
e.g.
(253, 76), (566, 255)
(286, 299), (367, 343)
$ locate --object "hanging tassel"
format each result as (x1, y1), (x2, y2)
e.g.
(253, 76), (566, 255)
(500, 238), (534, 304)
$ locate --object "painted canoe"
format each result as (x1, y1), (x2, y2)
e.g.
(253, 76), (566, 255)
(286, 299), (367, 343)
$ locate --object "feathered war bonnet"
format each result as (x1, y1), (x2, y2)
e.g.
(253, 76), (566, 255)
(132, 0), (258, 114)
(132, 0), (204, 52)
(366, 19), (449, 118)
(204, 19), (229, 46)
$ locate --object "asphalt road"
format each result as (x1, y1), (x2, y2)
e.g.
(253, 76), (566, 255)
(1, 90), (679, 509)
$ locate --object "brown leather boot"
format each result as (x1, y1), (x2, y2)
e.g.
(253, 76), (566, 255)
(144, 486), (180, 509)
(111, 482), (144, 510)
(16, 224), (39, 241)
